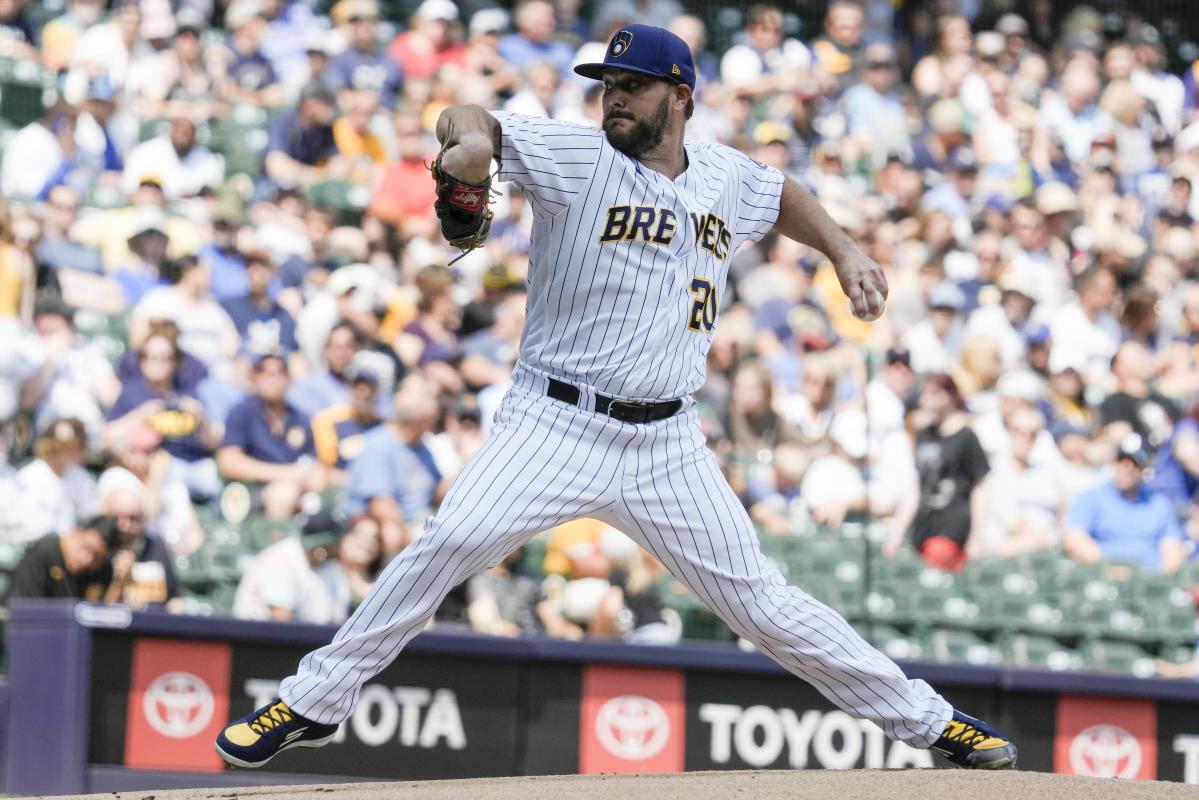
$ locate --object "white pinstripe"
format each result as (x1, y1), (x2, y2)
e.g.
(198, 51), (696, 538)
(276, 111), (951, 748)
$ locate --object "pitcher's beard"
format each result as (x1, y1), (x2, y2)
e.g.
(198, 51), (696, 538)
(604, 94), (671, 158)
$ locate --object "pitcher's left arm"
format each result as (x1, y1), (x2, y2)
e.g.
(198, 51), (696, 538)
(772, 177), (888, 321)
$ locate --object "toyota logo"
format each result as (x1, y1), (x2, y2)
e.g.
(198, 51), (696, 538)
(595, 695), (670, 760)
(1068, 724), (1142, 778)
(143, 671), (215, 739)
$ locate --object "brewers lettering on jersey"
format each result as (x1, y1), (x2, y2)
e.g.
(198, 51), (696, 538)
(216, 24), (1017, 772)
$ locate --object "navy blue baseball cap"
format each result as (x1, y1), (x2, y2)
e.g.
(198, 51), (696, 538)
(574, 24), (696, 91)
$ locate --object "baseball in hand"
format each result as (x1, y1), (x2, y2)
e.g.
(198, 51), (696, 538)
(852, 290), (886, 321)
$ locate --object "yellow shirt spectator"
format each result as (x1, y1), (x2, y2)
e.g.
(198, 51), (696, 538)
(70, 206), (201, 271)
(333, 117), (386, 164)
(542, 518), (609, 576)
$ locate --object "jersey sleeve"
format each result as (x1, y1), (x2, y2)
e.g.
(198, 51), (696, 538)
(728, 149), (785, 245)
(489, 110), (603, 219)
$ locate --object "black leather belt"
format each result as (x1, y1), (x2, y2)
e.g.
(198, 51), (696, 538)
(546, 378), (683, 424)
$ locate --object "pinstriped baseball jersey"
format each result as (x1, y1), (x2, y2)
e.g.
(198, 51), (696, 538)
(490, 110), (784, 400)
(268, 109), (954, 757)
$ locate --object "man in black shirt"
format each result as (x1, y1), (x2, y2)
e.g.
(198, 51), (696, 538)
(1099, 340), (1178, 451)
(98, 480), (179, 609)
(8, 516), (121, 603)
(885, 374), (989, 572)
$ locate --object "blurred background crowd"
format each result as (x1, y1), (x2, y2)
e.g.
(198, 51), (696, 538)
(2, 0), (1199, 676)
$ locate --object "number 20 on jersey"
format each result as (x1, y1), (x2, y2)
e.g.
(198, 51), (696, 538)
(688, 278), (717, 333)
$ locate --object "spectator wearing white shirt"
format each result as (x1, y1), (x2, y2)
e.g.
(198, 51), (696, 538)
(973, 407), (1065, 559)
(921, 148), (979, 245)
(62, 0), (148, 104)
(1049, 265), (1121, 388)
(719, 4), (812, 100)
(1130, 33), (1185, 135)
(131, 254), (240, 379)
(972, 370), (1059, 473)
(904, 282), (965, 375)
(1039, 66), (1113, 163)
(13, 418), (97, 545)
(964, 266), (1038, 371)
(865, 346), (913, 448)
(503, 60), (560, 119)
(18, 297), (121, 446)
(233, 519), (341, 623)
(842, 43), (909, 168)
(121, 113), (224, 200)
(0, 112), (63, 200)
(801, 409), (868, 529)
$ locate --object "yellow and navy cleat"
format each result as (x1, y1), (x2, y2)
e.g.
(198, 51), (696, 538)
(931, 709), (1018, 769)
(215, 697), (338, 769)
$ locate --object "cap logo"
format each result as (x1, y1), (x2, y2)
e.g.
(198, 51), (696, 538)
(610, 29), (633, 58)
(671, 64), (681, 75)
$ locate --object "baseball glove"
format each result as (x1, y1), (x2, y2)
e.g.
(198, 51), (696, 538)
(430, 152), (494, 258)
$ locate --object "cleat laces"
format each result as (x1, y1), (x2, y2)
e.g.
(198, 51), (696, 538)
(248, 702), (294, 736)
(943, 720), (989, 747)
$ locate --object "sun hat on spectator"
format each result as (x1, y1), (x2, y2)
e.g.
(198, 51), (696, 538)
(176, 7), (204, 34)
(1093, 228), (1147, 261)
(96, 466), (147, 504)
(995, 13), (1029, 37)
(1175, 125), (1199, 153)
(469, 8), (509, 37)
(1035, 183), (1079, 217)
(929, 282), (966, 312)
(975, 31), (1004, 60)
(998, 268), (1037, 300)
(225, 0), (264, 30)
(128, 207), (168, 240)
(141, 0), (176, 39)
(331, 0), (379, 25)
(416, 0), (458, 22)
(305, 29), (333, 55)
(1161, 228), (1197, 263)
(829, 410), (869, 460)
(996, 370), (1043, 402)
(928, 99), (966, 135)
(326, 263), (381, 298)
(753, 120), (792, 146)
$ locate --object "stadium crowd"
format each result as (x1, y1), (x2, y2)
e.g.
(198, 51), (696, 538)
(1, 0), (1199, 658)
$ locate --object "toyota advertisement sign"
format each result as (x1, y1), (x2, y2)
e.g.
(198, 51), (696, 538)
(66, 621), (1199, 788)
(123, 638), (231, 772)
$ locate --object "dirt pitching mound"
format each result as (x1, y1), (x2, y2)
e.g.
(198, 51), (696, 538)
(28, 769), (1199, 800)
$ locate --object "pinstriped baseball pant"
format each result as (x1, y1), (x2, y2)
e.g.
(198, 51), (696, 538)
(279, 372), (952, 747)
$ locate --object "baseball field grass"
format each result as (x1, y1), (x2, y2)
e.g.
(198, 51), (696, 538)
(23, 770), (1199, 800)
